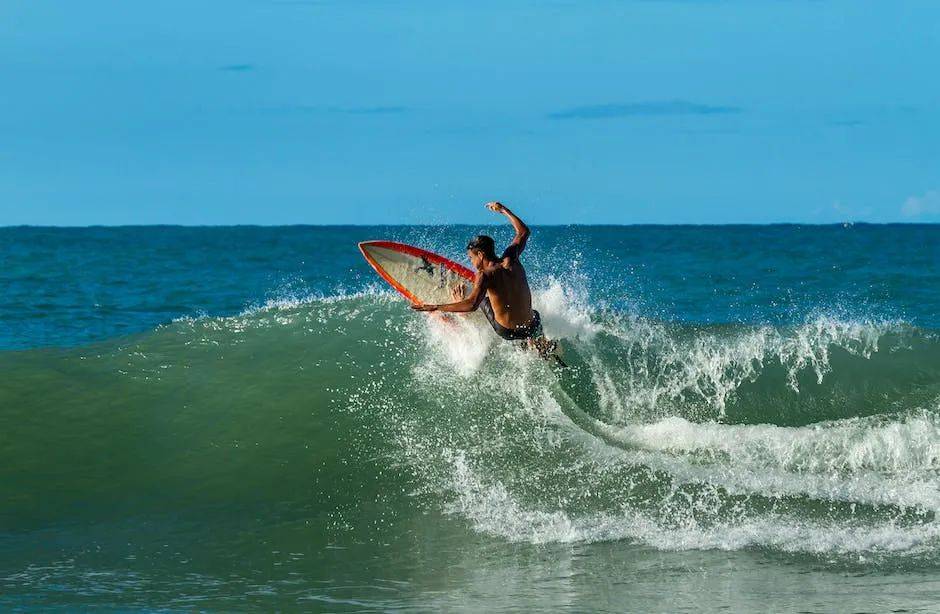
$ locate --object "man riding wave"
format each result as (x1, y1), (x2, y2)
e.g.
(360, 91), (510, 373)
(411, 202), (559, 360)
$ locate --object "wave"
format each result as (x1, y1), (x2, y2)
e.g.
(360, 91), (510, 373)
(441, 448), (940, 556)
(3, 281), (940, 564)
(613, 411), (940, 476)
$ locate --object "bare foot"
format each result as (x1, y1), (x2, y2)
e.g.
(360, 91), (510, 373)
(450, 284), (467, 301)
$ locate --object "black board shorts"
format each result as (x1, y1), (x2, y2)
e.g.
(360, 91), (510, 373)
(480, 298), (543, 341)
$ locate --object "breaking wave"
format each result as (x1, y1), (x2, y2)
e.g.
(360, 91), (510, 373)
(3, 279), (940, 566)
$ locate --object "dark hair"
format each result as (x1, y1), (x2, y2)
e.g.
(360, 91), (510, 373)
(466, 234), (498, 261)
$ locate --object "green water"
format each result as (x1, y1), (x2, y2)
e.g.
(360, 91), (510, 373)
(3, 226), (940, 611)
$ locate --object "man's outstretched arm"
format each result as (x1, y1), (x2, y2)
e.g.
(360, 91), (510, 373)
(486, 201), (530, 258)
(411, 272), (488, 313)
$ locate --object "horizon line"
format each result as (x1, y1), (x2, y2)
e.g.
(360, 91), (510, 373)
(2, 221), (939, 229)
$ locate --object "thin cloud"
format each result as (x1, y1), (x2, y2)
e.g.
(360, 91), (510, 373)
(219, 64), (254, 72)
(335, 106), (407, 115)
(260, 105), (407, 115)
(901, 190), (940, 218)
(548, 100), (741, 120)
(829, 119), (865, 127)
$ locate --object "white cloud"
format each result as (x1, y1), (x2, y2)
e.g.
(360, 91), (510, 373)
(901, 190), (940, 218)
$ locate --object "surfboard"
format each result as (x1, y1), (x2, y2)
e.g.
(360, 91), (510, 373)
(358, 240), (474, 307)
(360, 240), (567, 366)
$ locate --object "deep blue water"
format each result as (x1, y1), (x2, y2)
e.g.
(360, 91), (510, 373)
(4, 224), (939, 350)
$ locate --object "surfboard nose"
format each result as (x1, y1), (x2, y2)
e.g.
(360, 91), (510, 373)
(356, 239), (475, 305)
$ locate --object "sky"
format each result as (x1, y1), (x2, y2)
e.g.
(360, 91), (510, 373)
(1, 0), (939, 226)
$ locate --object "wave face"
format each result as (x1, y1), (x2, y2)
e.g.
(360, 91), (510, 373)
(383, 287), (940, 555)
(4, 291), (940, 552)
(3, 225), (940, 609)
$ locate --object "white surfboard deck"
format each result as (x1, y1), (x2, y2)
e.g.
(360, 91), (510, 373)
(358, 240), (475, 307)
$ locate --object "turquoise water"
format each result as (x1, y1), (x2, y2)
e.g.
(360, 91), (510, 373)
(3, 225), (940, 611)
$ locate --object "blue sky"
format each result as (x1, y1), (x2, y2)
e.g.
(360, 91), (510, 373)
(1, 0), (939, 225)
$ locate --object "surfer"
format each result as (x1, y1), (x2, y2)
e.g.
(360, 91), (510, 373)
(411, 202), (559, 360)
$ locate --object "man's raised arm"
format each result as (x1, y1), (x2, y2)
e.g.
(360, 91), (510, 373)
(486, 201), (529, 258)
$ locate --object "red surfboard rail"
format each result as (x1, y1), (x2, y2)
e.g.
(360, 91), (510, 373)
(358, 240), (474, 306)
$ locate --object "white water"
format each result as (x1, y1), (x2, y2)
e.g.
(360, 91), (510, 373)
(387, 280), (940, 558)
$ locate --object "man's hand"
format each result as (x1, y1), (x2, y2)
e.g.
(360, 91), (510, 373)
(411, 303), (438, 312)
(485, 201), (507, 214)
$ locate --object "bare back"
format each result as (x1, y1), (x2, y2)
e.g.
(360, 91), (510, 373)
(483, 248), (533, 329)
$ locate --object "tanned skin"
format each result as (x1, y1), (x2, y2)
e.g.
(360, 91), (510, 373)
(411, 202), (534, 330)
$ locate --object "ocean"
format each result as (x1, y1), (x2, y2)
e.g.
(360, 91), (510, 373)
(2, 224), (940, 611)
